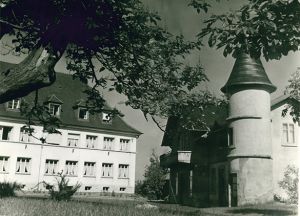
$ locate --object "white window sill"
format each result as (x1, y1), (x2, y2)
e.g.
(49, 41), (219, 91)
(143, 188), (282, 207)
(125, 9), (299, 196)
(44, 173), (58, 176)
(281, 144), (298, 147)
(118, 177), (129, 179)
(15, 172), (31, 175)
(101, 176), (113, 179)
(83, 175), (96, 178)
(0, 172), (9, 174)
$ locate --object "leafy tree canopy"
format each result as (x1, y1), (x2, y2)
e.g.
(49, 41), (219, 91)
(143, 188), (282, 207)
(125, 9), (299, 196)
(191, 0), (300, 60)
(0, 0), (219, 132)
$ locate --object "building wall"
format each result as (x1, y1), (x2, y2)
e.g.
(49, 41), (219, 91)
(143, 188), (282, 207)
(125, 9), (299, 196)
(0, 120), (137, 194)
(271, 104), (300, 199)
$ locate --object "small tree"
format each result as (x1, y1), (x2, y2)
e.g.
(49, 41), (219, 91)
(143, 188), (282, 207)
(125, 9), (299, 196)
(43, 172), (81, 201)
(278, 165), (299, 204)
(283, 68), (300, 123)
(138, 151), (168, 200)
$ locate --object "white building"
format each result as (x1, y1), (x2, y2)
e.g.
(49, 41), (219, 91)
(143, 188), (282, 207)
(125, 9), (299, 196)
(0, 61), (141, 194)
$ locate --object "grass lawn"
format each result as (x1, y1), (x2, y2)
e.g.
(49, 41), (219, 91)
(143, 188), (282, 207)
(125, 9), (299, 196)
(0, 197), (297, 216)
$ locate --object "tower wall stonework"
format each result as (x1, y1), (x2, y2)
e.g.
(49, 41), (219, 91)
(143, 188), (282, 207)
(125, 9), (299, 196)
(228, 89), (274, 205)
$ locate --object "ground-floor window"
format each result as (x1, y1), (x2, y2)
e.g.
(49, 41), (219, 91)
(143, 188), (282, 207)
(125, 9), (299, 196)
(103, 187), (109, 192)
(102, 163), (113, 177)
(45, 159), (59, 175)
(0, 156), (9, 173)
(118, 164), (129, 178)
(83, 162), (96, 176)
(65, 161), (78, 176)
(16, 157), (31, 174)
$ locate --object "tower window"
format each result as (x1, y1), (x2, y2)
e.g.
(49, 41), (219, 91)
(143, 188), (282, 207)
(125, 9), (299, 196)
(102, 113), (112, 123)
(228, 128), (234, 146)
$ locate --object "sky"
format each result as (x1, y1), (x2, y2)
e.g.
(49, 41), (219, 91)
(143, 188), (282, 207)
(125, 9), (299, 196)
(1, 0), (299, 180)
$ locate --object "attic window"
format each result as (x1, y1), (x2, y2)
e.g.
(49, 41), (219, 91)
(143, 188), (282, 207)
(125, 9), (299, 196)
(78, 108), (89, 120)
(49, 103), (61, 117)
(102, 113), (112, 123)
(228, 128), (234, 146)
(7, 99), (20, 110)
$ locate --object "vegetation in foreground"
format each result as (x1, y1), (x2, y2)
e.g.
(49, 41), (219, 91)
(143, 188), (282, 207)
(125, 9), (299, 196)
(0, 197), (297, 216)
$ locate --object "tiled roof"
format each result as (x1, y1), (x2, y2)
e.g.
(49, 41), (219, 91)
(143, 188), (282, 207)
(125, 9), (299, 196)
(221, 53), (276, 93)
(271, 94), (300, 111)
(0, 61), (141, 136)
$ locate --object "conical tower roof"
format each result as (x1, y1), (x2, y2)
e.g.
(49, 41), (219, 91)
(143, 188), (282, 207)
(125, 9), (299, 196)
(221, 53), (276, 93)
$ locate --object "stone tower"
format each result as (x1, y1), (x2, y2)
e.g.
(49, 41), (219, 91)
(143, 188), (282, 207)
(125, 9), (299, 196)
(221, 53), (276, 206)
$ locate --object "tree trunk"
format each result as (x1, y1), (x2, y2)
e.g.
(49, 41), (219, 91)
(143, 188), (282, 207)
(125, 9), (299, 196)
(0, 46), (59, 103)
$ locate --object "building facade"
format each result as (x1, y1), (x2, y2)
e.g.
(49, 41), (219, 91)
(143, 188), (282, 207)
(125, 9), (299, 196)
(160, 54), (299, 207)
(0, 62), (141, 194)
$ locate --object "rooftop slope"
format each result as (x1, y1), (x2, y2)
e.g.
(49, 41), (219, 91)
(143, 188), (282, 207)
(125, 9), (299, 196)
(0, 61), (141, 136)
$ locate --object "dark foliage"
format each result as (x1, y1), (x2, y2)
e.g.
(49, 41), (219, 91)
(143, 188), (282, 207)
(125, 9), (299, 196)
(0, 182), (22, 198)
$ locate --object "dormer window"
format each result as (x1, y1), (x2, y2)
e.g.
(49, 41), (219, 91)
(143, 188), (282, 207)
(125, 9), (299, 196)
(79, 108), (89, 120)
(7, 99), (20, 110)
(102, 113), (112, 123)
(49, 103), (61, 117)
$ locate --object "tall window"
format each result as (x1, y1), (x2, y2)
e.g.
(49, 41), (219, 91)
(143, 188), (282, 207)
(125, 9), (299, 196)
(16, 157), (31, 174)
(189, 170), (193, 197)
(65, 161), (78, 176)
(83, 162), (96, 176)
(86, 135), (97, 148)
(49, 103), (61, 116)
(44, 159), (58, 175)
(120, 139), (130, 151)
(102, 163), (113, 177)
(102, 113), (112, 123)
(283, 123), (296, 144)
(0, 126), (13, 141)
(67, 133), (80, 147)
(7, 99), (20, 110)
(20, 128), (31, 143)
(103, 137), (114, 150)
(228, 128), (234, 146)
(118, 164), (129, 178)
(0, 156), (9, 173)
(78, 108), (89, 120)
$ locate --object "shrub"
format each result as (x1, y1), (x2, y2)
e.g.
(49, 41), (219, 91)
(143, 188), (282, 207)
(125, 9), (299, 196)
(0, 182), (22, 198)
(278, 165), (299, 204)
(43, 172), (81, 201)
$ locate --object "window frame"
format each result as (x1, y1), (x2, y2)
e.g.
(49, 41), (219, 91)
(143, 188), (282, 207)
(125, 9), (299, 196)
(282, 123), (296, 145)
(120, 138), (130, 151)
(118, 164), (129, 179)
(83, 161), (96, 177)
(16, 157), (31, 174)
(78, 107), (89, 120)
(49, 103), (61, 117)
(44, 159), (59, 175)
(64, 160), (78, 176)
(86, 135), (97, 148)
(101, 163), (113, 178)
(67, 133), (80, 147)
(0, 156), (9, 173)
(7, 99), (20, 111)
(103, 137), (114, 150)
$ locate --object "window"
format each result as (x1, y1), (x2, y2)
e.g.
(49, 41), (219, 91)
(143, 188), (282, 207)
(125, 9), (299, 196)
(49, 103), (61, 116)
(189, 170), (193, 197)
(20, 128), (31, 143)
(102, 113), (112, 123)
(0, 156), (9, 173)
(44, 159), (59, 175)
(102, 163), (113, 177)
(120, 139), (130, 151)
(65, 161), (78, 176)
(0, 126), (13, 141)
(78, 108), (89, 120)
(16, 157), (31, 174)
(103, 187), (109, 192)
(86, 135), (97, 148)
(45, 185), (53, 190)
(7, 99), (20, 110)
(83, 162), (96, 176)
(67, 133), (80, 147)
(210, 168), (216, 194)
(85, 186), (92, 191)
(228, 128), (234, 146)
(120, 187), (126, 192)
(282, 123), (296, 144)
(118, 164), (129, 178)
(103, 137), (114, 150)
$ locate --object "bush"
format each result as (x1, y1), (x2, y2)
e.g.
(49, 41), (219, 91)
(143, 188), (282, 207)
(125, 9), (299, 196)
(0, 182), (22, 198)
(278, 165), (299, 204)
(43, 172), (81, 201)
